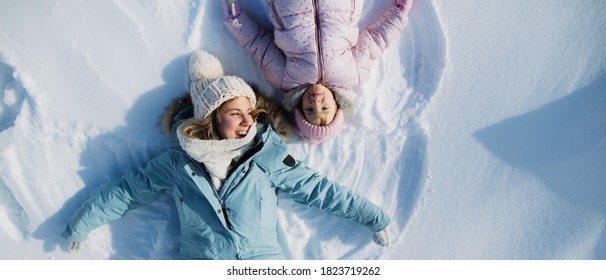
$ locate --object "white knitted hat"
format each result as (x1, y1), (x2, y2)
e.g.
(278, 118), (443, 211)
(189, 50), (257, 119)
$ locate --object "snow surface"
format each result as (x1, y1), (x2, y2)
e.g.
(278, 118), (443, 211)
(0, 0), (604, 260)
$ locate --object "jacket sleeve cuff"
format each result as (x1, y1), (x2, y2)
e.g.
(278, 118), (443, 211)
(372, 212), (392, 232)
(61, 225), (90, 243)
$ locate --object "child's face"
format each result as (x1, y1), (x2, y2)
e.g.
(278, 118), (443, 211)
(216, 97), (255, 139)
(301, 84), (338, 125)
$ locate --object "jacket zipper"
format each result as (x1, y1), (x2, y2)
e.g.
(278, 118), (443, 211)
(191, 161), (234, 231)
(215, 183), (233, 231)
(312, 0), (324, 83)
(350, 0), (355, 24)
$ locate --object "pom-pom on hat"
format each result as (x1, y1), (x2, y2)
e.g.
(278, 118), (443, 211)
(188, 50), (256, 119)
(294, 108), (344, 143)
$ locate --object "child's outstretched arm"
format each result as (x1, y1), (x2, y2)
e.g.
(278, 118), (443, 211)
(353, 0), (413, 84)
(223, 0), (286, 90)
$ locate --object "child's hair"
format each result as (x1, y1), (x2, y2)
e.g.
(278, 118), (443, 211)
(176, 84), (292, 142)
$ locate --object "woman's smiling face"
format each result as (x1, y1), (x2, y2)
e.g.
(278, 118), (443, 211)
(215, 97), (254, 139)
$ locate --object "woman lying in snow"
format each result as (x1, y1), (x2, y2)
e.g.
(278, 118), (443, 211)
(62, 50), (392, 259)
(223, 0), (413, 143)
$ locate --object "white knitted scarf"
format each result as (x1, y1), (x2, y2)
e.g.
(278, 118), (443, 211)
(177, 121), (257, 191)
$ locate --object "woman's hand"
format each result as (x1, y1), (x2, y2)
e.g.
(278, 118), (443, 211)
(67, 241), (85, 252)
(372, 225), (391, 247)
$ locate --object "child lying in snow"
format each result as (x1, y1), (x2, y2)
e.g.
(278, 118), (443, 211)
(223, 0), (413, 143)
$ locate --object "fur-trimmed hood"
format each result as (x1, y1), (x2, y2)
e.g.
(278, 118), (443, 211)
(161, 94), (192, 137)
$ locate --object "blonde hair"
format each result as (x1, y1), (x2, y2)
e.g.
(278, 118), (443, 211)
(182, 110), (221, 140)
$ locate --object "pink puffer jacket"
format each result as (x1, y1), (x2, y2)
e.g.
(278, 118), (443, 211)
(225, 0), (410, 111)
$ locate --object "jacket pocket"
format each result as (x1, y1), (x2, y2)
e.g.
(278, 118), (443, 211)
(179, 195), (219, 230)
(179, 235), (218, 259)
(258, 186), (278, 233)
(180, 198), (203, 229)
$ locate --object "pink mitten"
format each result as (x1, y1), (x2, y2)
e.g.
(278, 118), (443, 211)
(396, 0), (413, 13)
(222, 0), (241, 20)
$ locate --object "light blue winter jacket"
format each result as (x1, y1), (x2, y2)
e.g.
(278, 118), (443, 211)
(62, 111), (390, 259)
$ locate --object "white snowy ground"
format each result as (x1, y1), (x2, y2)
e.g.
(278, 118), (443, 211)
(0, 0), (604, 260)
